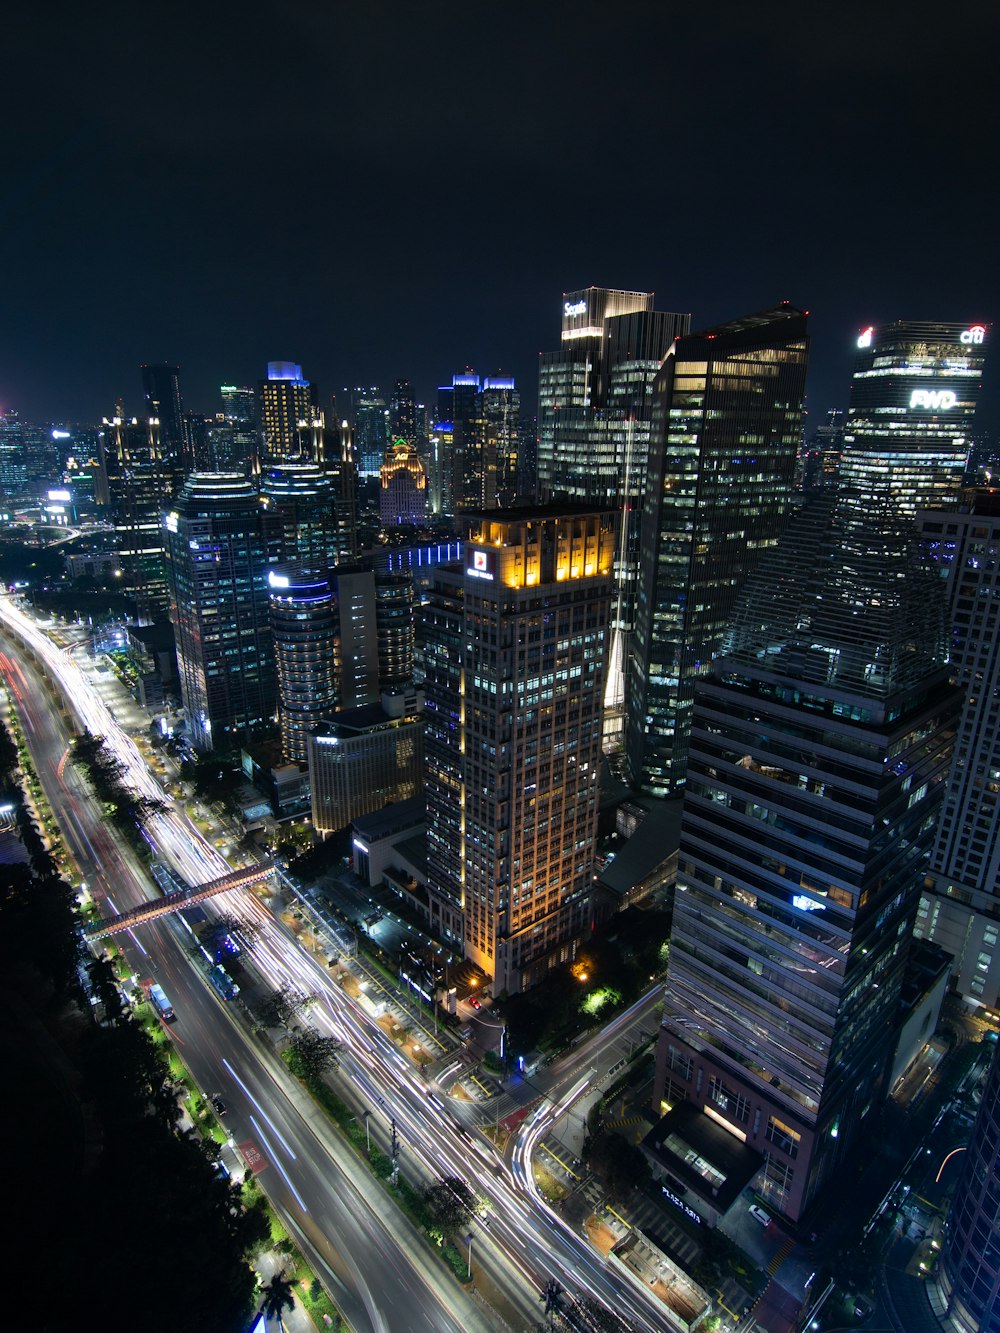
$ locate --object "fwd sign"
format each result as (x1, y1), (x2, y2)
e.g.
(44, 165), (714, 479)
(910, 389), (958, 410)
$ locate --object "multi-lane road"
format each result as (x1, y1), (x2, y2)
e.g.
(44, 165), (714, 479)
(0, 595), (675, 1333)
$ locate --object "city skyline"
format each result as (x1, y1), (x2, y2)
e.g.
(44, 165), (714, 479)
(2, 4), (997, 429)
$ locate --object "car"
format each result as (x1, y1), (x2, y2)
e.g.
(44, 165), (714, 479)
(469, 997), (482, 1010)
(210, 1093), (228, 1116)
(749, 1204), (771, 1227)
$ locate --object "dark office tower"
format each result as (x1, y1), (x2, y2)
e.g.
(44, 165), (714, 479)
(517, 417), (538, 503)
(389, 379), (417, 443)
(164, 473), (276, 752)
(653, 492), (959, 1222)
(259, 362), (316, 459)
(261, 460), (347, 569)
(352, 386), (389, 477)
(374, 571), (415, 690)
(914, 498), (1000, 1009)
(538, 289), (690, 737)
(626, 304), (809, 797)
(220, 384), (255, 425)
(98, 414), (173, 619)
(268, 568), (338, 764)
(141, 363), (184, 451)
(841, 320), (989, 516)
(421, 507), (614, 993)
(380, 439), (428, 527)
(940, 1040), (1000, 1332)
(482, 377), (521, 508)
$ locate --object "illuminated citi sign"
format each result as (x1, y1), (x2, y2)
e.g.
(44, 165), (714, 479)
(910, 389), (957, 410)
(857, 326), (874, 349)
(564, 299), (588, 317)
(466, 548), (496, 581)
(961, 325), (986, 345)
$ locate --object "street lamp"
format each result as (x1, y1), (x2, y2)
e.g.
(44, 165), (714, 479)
(465, 1231), (473, 1279)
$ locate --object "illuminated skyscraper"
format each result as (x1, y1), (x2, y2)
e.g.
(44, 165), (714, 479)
(259, 362), (316, 458)
(220, 384), (255, 425)
(268, 568), (338, 763)
(98, 414), (173, 619)
(380, 439), (428, 527)
(537, 288), (690, 733)
(352, 386), (389, 477)
(841, 320), (989, 515)
(262, 459), (352, 569)
(389, 379), (417, 443)
(165, 473), (276, 751)
(652, 492), (959, 1222)
(421, 506), (614, 992)
(626, 304), (809, 795)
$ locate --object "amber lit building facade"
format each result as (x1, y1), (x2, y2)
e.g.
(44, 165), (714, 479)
(420, 507), (613, 992)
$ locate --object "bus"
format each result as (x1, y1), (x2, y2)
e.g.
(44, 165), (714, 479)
(148, 982), (176, 1022)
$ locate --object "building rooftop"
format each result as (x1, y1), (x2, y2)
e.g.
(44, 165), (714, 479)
(353, 795), (426, 841)
(642, 1103), (762, 1213)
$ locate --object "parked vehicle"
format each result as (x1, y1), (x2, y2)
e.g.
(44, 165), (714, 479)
(208, 964), (239, 1001)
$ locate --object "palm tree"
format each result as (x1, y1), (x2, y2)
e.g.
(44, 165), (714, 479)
(260, 1268), (296, 1325)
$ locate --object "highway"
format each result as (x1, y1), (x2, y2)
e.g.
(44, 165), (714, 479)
(0, 593), (677, 1333)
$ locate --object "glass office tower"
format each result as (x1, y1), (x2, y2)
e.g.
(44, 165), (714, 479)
(537, 289), (690, 737)
(940, 1040), (1000, 1332)
(653, 492), (960, 1221)
(841, 320), (989, 515)
(165, 473), (277, 752)
(627, 304), (809, 796)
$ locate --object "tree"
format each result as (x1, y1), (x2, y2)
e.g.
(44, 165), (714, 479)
(260, 1269), (295, 1322)
(259, 983), (315, 1029)
(286, 1028), (342, 1081)
(421, 1176), (485, 1234)
(583, 1128), (651, 1199)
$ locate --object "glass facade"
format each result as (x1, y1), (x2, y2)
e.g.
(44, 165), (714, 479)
(915, 503), (1000, 1009)
(941, 1042), (1000, 1332)
(268, 569), (339, 764)
(841, 320), (988, 515)
(656, 492), (960, 1220)
(420, 507), (614, 993)
(627, 304), (809, 796)
(165, 473), (277, 752)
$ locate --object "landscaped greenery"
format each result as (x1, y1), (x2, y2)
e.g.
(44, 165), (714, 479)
(501, 906), (670, 1056)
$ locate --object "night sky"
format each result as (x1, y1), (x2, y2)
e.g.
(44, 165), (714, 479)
(3, 1), (998, 430)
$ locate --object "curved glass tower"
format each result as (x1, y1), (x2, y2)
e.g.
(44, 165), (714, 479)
(940, 1042), (1000, 1332)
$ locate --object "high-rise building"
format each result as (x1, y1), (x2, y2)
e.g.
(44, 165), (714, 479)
(259, 362), (316, 458)
(97, 414), (174, 619)
(261, 459), (351, 569)
(380, 439), (428, 527)
(626, 304), (809, 796)
(537, 289), (691, 728)
(352, 387), (389, 477)
(939, 1041), (1000, 1332)
(389, 379), (417, 443)
(840, 320), (989, 516)
(141, 363), (184, 452)
(420, 506), (614, 993)
(914, 497), (1000, 1008)
(374, 571), (415, 690)
(308, 687), (425, 836)
(164, 473), (277, 751)
(652, 492), (959, 1222)
(268, 568), (339, 764)
(220, 384), (255, 424)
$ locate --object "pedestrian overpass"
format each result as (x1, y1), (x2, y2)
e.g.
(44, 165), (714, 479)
(83, 862), (275, 939)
